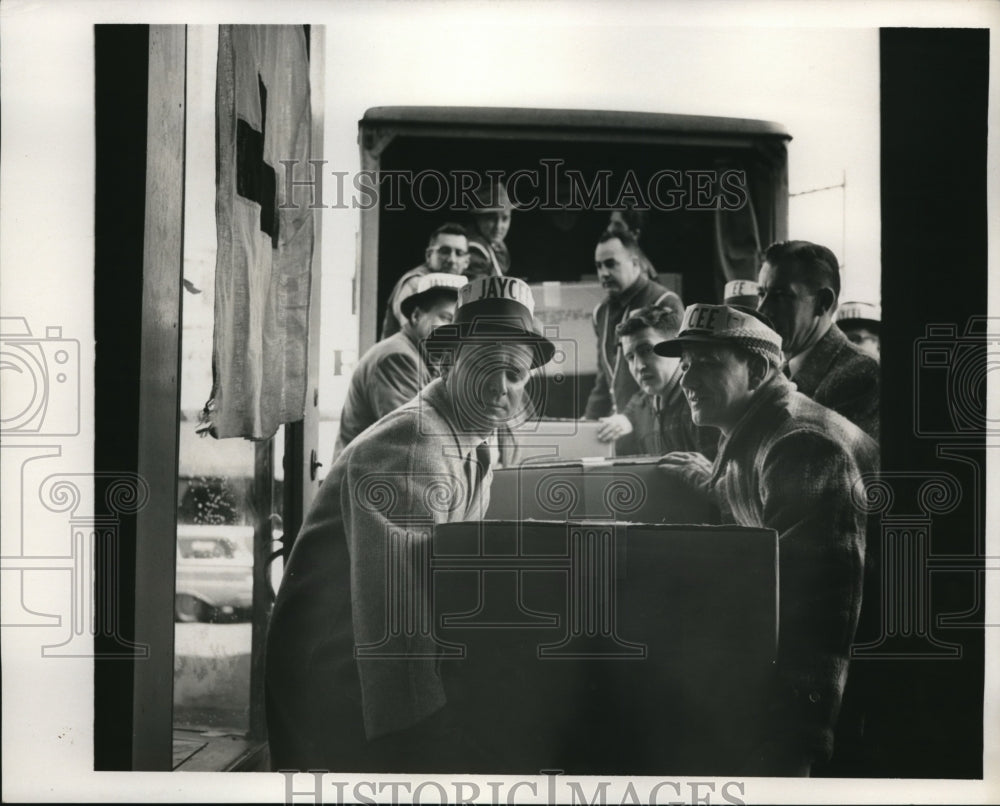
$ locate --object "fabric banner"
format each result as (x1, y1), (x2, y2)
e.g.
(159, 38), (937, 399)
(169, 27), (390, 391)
(205, 24), (313, 440)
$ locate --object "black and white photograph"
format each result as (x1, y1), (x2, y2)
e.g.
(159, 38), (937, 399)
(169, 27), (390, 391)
(1, 0), (998, 802)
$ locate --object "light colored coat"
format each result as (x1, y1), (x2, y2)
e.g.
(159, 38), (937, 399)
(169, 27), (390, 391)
(334, 329), (431, 453)
(266, 378), (492, 769)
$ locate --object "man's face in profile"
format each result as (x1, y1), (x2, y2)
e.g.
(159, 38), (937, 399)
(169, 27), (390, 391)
(679, 343), (754, 435)
(446, 340), (535, 434)
(756, 260), (821, 357)
(410, 298), (457, 341)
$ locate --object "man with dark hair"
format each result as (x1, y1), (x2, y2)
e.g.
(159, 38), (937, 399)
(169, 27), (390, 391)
(381, 223), (470, 338)
(657, 303), (878, 776)
(603, 304), (717, 459)
(584, 229), (682, 428)
(757, 240), (879, 439)
(607, 207), (657, 279)
(267, 277), (555, 772)
(336, 273), (467, 453)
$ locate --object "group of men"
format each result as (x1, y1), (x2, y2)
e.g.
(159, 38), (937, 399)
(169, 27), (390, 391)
(265, 200), (881, 776)
(591, 237), (879, 454)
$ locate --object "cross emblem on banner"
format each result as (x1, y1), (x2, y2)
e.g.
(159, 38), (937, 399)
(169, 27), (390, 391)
(235, 74), (277, 248)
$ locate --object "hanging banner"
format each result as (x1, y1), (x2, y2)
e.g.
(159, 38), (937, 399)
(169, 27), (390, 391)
(205, 24), (313, 440)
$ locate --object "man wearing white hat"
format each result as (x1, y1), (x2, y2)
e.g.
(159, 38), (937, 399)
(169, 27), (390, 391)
(335, 272), (468, 453)
(656, 303), (878, 776)
(381, 222), (471, 339)
(836, 301), (881, 361)
(266, 276), (555, 772)
(723, 278), (760, 308)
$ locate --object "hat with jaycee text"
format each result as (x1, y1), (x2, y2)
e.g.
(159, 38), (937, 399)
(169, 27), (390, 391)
(723, 279), (760, 308)
(653, 303), (784, 367)
(399, 272), (468, 319)
(424, 275), (555, 368)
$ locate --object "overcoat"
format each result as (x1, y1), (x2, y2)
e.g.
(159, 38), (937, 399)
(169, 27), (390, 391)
(266, 379), (492, 770)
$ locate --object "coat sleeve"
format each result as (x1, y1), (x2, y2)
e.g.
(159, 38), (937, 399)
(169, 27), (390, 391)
(584, 305), (613, 419)
(758, 430), (867, 762)
(380, 304), (400, 340)
(340, 423), (469, 740)
(370, 352), (424, 421)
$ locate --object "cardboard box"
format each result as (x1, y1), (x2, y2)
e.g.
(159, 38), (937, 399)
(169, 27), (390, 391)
(529, 281), (604, 375)
(432, 520), (777, 774)
(507, 418), (615, 465)
(487, 455), (716, 523)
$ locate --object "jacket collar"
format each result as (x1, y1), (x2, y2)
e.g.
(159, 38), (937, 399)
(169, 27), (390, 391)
(609, 272), (650, 310)
(420, 377), (491, 459)
(789, 322), (849, 396)
(710, 373), (794, 483)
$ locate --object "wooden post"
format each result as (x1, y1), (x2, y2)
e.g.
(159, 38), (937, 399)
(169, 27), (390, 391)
(132, 24), (187, 771)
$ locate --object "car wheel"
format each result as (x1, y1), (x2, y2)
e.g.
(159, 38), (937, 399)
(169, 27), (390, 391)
(175, 594), (209, 623)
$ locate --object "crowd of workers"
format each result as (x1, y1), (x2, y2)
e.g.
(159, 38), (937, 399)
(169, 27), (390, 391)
(265, 180), (882, 777)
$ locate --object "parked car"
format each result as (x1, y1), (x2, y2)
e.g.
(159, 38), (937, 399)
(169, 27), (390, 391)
(175, 524), (254, 622)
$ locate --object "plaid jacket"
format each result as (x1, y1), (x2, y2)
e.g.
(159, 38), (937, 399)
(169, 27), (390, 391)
(709, 374), (878, 762)
(792, 323), (880, 440)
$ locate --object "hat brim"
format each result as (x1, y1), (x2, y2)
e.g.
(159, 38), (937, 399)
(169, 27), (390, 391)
(399, 286), (461, 319)
(653, 332), (739, 357)
(837, 317), (880, 328)
(424, 321), (556, 369)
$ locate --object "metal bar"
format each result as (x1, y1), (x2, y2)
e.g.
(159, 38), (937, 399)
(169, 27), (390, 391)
(248, 440), (274, 742)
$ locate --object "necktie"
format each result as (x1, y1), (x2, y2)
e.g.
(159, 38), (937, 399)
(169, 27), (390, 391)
(475, 441), (492, 487)
(466, 441), (492, 497)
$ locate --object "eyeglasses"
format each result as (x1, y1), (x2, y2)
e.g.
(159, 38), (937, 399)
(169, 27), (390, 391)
(430, 246), (469, 259)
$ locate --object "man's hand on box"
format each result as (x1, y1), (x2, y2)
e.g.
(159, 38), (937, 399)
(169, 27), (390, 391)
(596, 413), (633, 442)
(657, 451), (714, 493)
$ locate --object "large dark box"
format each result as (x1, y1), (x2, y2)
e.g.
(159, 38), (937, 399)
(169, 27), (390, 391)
(487, 456), (717, 523)
(432, 520), (777, 774)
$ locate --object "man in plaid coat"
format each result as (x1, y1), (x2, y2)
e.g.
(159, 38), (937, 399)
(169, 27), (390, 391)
(657, 303), (878, 776)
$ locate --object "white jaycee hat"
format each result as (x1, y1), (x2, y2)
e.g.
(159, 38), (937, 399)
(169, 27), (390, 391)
(654, 303), (784, 367)
(723, 279), (760, 307)
(836, 301), (881, 327)
(398, 272), (468, 318)
(424, 275), (555, 368)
